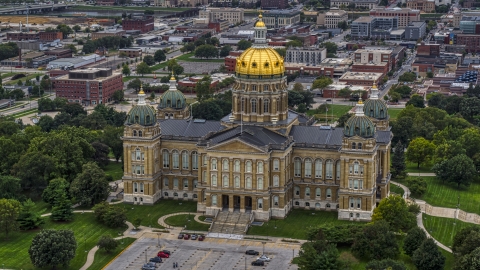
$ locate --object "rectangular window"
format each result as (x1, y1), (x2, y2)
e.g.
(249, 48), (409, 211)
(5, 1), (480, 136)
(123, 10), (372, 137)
(163, 151), (169, 168)
(257, 162), (263, 173)
(134, 182), (138, 192)
(140, 183), (144, 193)
(257, 177), (263, 190)
(184, 179), (188, 188)
(273, 159), (279, 171)
(315, 161), (322, 178)
(173, 154), (179, 169)
(192, 153), (198, 170)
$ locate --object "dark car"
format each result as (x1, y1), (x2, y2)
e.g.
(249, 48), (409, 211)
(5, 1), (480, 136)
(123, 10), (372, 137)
(177, 233), (184, 239)
(144, 262), (157, 268)
(198, 235), (205, 241)
(191, 234), (198, 240)
(245, 250), (259, 255)
(251, 260), (265, 266)
(142, 263), (156, 270)
(150, 257), (162, 263)
(183, 234), (191, 240)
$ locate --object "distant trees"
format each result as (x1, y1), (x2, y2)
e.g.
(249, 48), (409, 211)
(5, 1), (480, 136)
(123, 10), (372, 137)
(432, 154), (477, 188)
(143, 55), (155, 66)
(154, 49), (166, 62)
(403, 227), (427, 256)
(351, 220), (399, 260)
(136, 62), (151, 76)
(399, 72), (417, 82)
(0, 42), (20, 62)
(391, 142), (407, 179)
(412, 238), (445, 270)
(194, 44), (219, 59)
(237, 39), (252, 50)
(406, 137), (435, 168)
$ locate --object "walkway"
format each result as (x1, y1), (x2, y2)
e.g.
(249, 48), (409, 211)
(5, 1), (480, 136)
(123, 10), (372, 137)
(157, 212), (210, 229)
(406, 172), (436, 177)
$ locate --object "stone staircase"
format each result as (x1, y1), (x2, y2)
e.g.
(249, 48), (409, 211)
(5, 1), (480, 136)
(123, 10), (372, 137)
(209, 211), (251, 235)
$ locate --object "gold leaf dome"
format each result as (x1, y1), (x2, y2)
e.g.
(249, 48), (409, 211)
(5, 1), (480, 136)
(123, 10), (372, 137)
(235, 47), (284, 76)
(255, 14), (266, 28)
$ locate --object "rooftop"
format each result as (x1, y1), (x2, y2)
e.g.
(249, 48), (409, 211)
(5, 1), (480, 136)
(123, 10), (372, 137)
(353, 17), (375, 23)
(70, 68), (112, 74)
(339, 72), (384, 80)
(406, 21), (426, 27)
(320, 58), (353, 66)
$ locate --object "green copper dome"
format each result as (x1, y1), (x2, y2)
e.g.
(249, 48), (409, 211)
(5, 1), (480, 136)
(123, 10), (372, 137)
(344, 100), (375, 138)
(158, 76), (186, 110)
(364, 85), (388, 119)
(127, 86), (157, 126)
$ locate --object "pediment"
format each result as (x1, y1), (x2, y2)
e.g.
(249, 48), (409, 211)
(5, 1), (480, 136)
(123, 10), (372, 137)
(207, 138), (266, 153)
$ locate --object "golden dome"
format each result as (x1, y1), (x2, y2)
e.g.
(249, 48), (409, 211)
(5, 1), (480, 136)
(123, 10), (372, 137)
(235, 47), (284, 76)
(255, 20), (266, 28)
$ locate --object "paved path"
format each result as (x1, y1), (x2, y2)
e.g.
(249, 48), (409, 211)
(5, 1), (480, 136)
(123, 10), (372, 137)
(406, 172), (436, 177)
(157, 212), (210, 230)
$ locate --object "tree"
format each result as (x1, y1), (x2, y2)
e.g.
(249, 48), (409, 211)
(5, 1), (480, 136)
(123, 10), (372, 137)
(17, 199), (44, 230)
(122, 64), (131, 76)
(372, 195), (416, 232)
(91, 141), (110, 167)
(70, 162), (111, 207)
(406, 94), (425, 108)
(455, 247), (480, 270)
(406, 177), (427, 197)
(194, 44), (219, 59)
(219, 45), (233, 57)
(66, 44), (77, 54)
(56, 24), (73, 38)
(29, 229), (77, 269)
(426, 71), (434, 78)
(312, 76), (333, 90)
(391, 142), (407, 179)
(143, 55), (155, 66)
(460, 97), (480, 121)
(132, 217), (142, 230)
(365, 259), (407, 270)
(453, 226), (480, 257)
(0, 175), (22, 200)
(14, 152), (57, 192)
(321, 42), (338, 54)
(274, 48), (286, 58)
(286, 40), (303, 47)
(288, 90), (305, 108)
(351, 220), (399, 260)
(154, 49), (166, 62)
(0, 198), (21, 237)
(72, 25), (81, 33)
(336, 112), (352, 127)
(412, 238), (445, 270)
(237, 39), (252, 50)
(432, 154), (476, 188)
(127, 78), (142, 93)
(399, 72), (417, 82)
(403, 227), (427, 256)
(297, 241), (341, 270)
(97, 235), (118, 253)
(136, 62), (150, 76)
(81, 111), (107, 130)
(102, 126), (124, 162)
(192, 100), (224, 120)
(42, 178), (70, 206)
(172, 64), (184, 75)
(181, 42), (195, 53)
(195, 76), (213, 102)
(338, 88), (352, 100)
(112, 90), (124, 103)
(293, 82), (304, 92)
(92, 202), (128, 228)
(406, 137), (435, 168)
(63, 103), (87, 118)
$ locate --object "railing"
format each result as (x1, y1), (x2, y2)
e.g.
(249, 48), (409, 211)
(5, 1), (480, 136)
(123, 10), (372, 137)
(208, 221), (214, 232)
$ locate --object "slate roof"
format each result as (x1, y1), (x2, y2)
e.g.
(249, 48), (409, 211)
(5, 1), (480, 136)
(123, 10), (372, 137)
(159, 119), (224, 138)
(206, 126), (289, 148)
(375, 130), (392, 144)
(290, 126), (344, 146)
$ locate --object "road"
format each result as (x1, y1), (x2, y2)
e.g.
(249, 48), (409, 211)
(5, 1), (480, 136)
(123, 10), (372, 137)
(1, 93), (55, 116)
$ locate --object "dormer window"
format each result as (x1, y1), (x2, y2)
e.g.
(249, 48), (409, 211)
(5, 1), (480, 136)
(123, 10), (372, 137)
(264, 62), (269, 68)
(252, 62), (257, 68)
(146, 115), (150, 124)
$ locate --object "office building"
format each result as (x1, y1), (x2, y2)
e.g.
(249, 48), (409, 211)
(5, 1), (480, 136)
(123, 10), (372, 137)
(285, 47), (327, 66)
(122, 15), (154, 33)
(199, 8), (245, 24)
(351, 17), (398, 40)
(369, 7), (421, 28)
(262, 10), (301, 29)
(406, 0), (435, 13)
(404, 21), (426, 40)
(261, 0), (288, 9)
(317, 9), (348, 29)
(331, 0), (379, 9)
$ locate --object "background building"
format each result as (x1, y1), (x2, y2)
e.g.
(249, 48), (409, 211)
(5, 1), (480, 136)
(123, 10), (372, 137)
(261, 0), (288, 9)
(351, 17), (398, 40)
(405, 21), (426, 40)
(330, 0), (379, 9)
(262, 10), (301, 29)
(122, 15), (154, 33)
(91, 29), (126, 40)
(285, 47), (327, 65)
(199, 8), (244, 24)
(406, 0), (435, 13)
(369, 7), (420, 28)
(317, 9), (348, 29)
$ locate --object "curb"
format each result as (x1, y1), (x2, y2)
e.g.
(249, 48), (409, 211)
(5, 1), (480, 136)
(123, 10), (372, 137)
(101, 239), (136, 270)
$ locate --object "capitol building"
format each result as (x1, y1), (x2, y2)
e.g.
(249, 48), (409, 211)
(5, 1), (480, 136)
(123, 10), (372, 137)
(122, 14), (392, 222)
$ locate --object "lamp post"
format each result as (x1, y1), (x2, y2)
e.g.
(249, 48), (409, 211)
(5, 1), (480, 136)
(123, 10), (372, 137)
(262, 241), (266, 255)
(157, 233), (160, 247)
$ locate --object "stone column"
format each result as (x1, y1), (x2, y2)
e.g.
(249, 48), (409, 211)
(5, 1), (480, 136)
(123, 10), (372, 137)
(240, 196), (245, 213)
(229, 195), (234, 212)
(382, 151), (387, 182)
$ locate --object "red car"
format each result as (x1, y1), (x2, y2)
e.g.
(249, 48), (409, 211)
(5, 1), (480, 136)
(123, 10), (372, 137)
(198, 235), (205, 241)
(157, 252), (169, 258)
(183, 234), (190, 240)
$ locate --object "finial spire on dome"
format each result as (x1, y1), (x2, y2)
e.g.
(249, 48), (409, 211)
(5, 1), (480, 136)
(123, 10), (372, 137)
(355, 98), (365, 116)
(137, 84), (146, 106)
(370, 84), (379, 100)
(170, 70), (175, 81)
(139, 83), (145, 95)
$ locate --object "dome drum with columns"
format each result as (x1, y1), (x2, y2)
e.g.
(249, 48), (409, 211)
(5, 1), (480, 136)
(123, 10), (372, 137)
(121, 13), (393, 224)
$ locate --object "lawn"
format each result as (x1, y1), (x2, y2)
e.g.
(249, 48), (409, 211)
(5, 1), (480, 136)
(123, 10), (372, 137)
(72, 5), (189, 12)
(123, 200), (197, 228)
(422, 213), (479, 249)
(0, 213), (122, 270)
(5, 73), (39, 86)
(176, 53), (225, 63)
(7, 108), (38, 118)
(405, 161), (433, 173)
(388, 108), (403, 120)
(164, 214), (210, 231)
(104, 161), (123, 181)
(247, 210), (352, 240)
(87, 237), (136, 270)
(391, 183), (405, 196)
(0, 72), (18, 79)
(399, 176), (480, 215)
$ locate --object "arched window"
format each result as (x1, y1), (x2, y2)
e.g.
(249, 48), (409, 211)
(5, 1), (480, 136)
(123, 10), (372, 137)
(193, 179), (198, 188)
(140, 183), (144, 193)
(257, 177), (263, 190)
(133, 130), (137, 136)
(245, 161), (252, 172)
(193, 194), (198, 199)
(251, 99), (257, 113)
(352, 142), (356, 149)
(294, 158), (301, 177)
(211, 159), (217, 170)
(192, 151), (198, 170)
(257, 161), (263, 173)
(162, 150), (169, 168)
(212, 195), (217, 205)
(295, 201), (300, 206)
(315, 159), (322, 178)
(223, 159), (229, 171)
(183, 193), (188, 198)
(202, 171), (207, 182)
(173, 178), (179, 188)
(326, 188), (332, 198)
(164, 178), (169, 187)
(276, 98), (280, 112)
(164, 192), (169, 197)
(353, 161), (359, 174)
(138, 131), (142, 137)
(336, 160), (341, 180)
(182, 151), (189, 170)
(134, 197), (137, 202)
(245, 177), (252, 189)
(223, 175), (229, 187)
(241, 98), (245, 112)
(305, 202), (310, 207)
(326, 160), (333, 179)
(273, 196), (279, 206)
(183, 179), (188, 188)
(273, 175), (279, 187)
(316, 187), (321, 198)
(263, 99), (269, 113)
(357, 198), (361, 209)
(294, 186), (300, 196)
(172, 150), (179, 169)
(234, 176), (240, 188)
(146, 115), (151, 124)
(315, 203), (320, 208)
(257, 198), (263, 209)
(304, 158), (312, 177)
(305, 187), (310, 196)
(358, 143), (363, 150)
(273, 159), (279, 171)
(211, 174), (217, 186)
(234, 160), (240, 172)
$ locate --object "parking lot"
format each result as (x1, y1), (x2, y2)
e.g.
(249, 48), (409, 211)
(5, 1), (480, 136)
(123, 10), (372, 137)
(105, 234), (299, 270)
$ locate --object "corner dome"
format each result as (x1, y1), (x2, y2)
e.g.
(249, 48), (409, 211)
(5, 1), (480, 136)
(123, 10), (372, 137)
(344, 100), (375, 138)
(127, 86), (157, 126)
(364, 84), (388, 119)
(158, 75), (186, 110)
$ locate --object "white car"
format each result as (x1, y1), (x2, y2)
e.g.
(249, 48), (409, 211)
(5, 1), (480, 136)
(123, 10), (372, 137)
(256, 255), (271, 262)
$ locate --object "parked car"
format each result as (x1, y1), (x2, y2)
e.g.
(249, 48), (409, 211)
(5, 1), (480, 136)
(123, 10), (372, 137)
(177, 233), (184, 239)
(144, 262), (157, 268)
(251, 260), (265, 266)
(256, 255), (271, 262)
(157, 252), (169, 258)
(150, 257), (162, 263)
(142, 263), (156, 270)
(198, 235), (205, 241)
(162, 250), (171, 255)
(183, 234), (191, 240)
(245, 250), (259, 255)
(191, 234), (198, 240)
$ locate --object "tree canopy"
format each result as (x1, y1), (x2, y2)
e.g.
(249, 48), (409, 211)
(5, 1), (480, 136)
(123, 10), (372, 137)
(29, 229), (77, 269)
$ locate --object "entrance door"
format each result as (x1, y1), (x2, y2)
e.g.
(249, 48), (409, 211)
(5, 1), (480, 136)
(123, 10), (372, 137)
(222, 195), (229, 211)
(245, 196), (252, 212)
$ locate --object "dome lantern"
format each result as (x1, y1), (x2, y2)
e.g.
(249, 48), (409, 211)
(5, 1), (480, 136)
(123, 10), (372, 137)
(364, 83), (388, 120)
(126, 84), (157, 126)
(343, 99), (376, 138)
(158, 73), (187, 110)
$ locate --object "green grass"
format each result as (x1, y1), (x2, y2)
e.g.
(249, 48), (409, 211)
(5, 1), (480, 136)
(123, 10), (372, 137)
(6, 73), (39, 86)
(247, 210), (352, 240)
(391, 183), (405, 196)
(164, 214), (210, 231)
(176, 53), (225, 63)
(422, 213), (479, 248)
(308, 104), (353, 123)
(104, 161), (123, 181)
(150, 61), (169, 71)
(124, 200), (197, 229)
(0, 213), (123, 270)
(198, 215), (207, 222)
(9, 108), (39, 118)
(398, 176), (480, 215)
(388, 108), (403, 120)
(72, 5), (189, 12)
(405, 161), (433, 173)
(0, 72), (18, 79)
(87, 237), (136, 270)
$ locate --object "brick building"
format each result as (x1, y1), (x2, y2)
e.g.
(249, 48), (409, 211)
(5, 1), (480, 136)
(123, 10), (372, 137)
(39, 31), (63, 41)
(224, 50), (243, 73)
(53, 68), (123, 105)
(353, 49), (394, 71)
(456, 34), (480, 53)
(96, 0), (116, 5)
(119, 48), (143, 58)
(122, 16), (154, 33)
(339, 72), (384, 86)
(261, 0), (288, 9)
(317, 9), (348, 29)
(369, 7), (421, 28)
(7, 31), (38, 41)
(91, 30), (126, 40)
(351, 62), (389, 76)
(417, 43), (440, 57)
(44, 49), (72, 59)
(406, 0), (435, 13)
